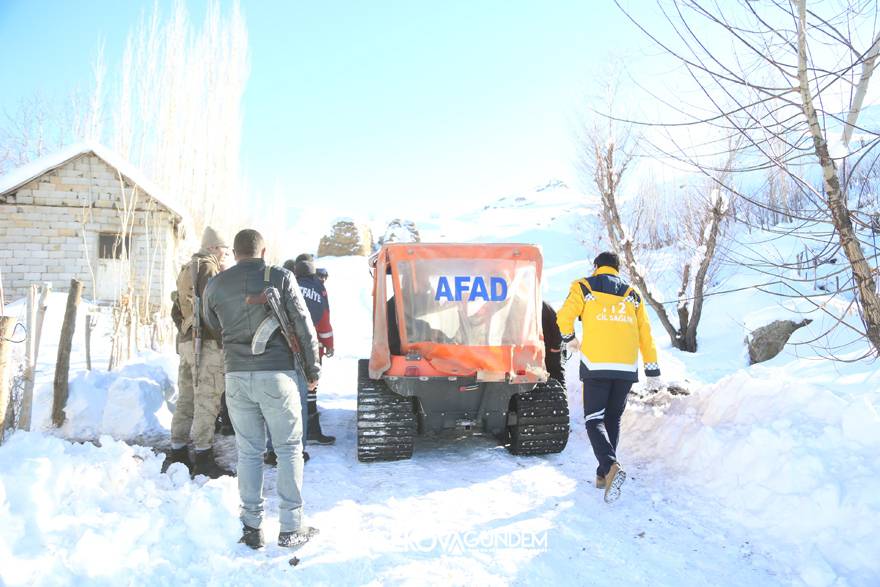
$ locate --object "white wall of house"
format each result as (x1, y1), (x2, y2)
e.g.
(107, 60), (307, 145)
(0, 154), (184, 314)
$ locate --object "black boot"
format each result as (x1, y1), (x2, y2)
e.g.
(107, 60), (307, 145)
(239, 524), (265, 549)
(263, 449), (308, 467)
(215, 414), (235, 436)
(192, 447), (234, 479)
(216, 393), (235, 436)
(161, 447), (192, 474)
(307, 412), (336, 445)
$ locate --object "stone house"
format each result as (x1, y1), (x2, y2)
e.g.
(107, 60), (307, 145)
(0, 144), (189, 316)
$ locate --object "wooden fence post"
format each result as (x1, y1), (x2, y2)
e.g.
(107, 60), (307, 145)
(52, 280), (83, 428)
(19, 286), (37, 430)
(85, 312), (97, 371)
(0, 316), (15, 444)
(20, 283), (50, 431)
(127, 295), (136, 361)
(108, 303), (122, 372)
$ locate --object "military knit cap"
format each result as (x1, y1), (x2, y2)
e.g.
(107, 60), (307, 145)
(293, 253), (316, 277)
(201, 226), (228, 249)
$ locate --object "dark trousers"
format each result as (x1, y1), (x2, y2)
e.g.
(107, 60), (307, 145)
(217, 392), (231, 429)
(307, 389), (318, 417)
(545, 350), (565, 386)
(583, 378), (633, 477)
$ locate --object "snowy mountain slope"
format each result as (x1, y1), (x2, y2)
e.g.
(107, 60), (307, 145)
(279, 178), (601, 304)
(414, 179), (603, 305)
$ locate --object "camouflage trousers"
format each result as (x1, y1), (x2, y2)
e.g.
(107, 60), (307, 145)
(171, 339), (225, 450)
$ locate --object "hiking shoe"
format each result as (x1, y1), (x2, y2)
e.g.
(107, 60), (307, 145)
(278, 526), (319, 549)
(239, 524), (265, 550)
(595, 475), (606, 489)
(604, 462), (626, 503)
(161, 447), (192, 474)
(192, 448), (234, 479)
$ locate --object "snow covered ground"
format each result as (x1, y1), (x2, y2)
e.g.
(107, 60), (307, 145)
(0, 365), (792, 586)
(1, 189), (879, 586)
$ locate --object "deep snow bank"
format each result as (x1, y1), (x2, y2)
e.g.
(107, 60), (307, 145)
(623, 367), (880, 587)
(61, 352), (178, 441)
(3, 288), (178, 441)
(1, 292), (173, 438)
(0, 432), (240, 586)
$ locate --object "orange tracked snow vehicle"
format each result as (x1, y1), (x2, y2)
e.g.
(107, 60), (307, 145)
(357, 243), (570, 462)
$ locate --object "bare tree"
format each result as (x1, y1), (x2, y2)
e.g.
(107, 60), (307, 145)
(614, 0), (880, 357)
(0, 42), (106, 175)
(577, 106), (732, 352)
(793, 0), (880, 350)
(0, 93), (83, 174)
(102, 0), (249, 239)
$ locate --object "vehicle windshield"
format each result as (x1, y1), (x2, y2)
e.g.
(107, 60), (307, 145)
(395, 258), (539, 347)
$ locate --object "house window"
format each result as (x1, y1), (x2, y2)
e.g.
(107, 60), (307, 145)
(98, 233), (130, 260)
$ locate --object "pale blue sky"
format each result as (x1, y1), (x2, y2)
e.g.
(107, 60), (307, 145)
(0, 1), (638, 215)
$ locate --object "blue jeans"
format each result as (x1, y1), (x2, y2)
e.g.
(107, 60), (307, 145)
(225, 370), (306, 532)
(265, 379), (308, 451)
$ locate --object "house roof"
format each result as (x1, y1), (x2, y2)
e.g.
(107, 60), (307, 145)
(0, 142), (189, 224)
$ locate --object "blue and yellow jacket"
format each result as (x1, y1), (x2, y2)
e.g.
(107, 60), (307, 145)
(556, 266), (660, 382)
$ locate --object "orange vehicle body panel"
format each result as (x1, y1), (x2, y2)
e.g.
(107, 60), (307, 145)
(369, 243), (546, 384)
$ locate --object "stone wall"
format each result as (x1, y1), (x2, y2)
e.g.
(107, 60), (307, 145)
(0, 154), (183, 314)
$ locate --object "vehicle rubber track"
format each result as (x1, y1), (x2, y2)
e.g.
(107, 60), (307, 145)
(506, 379), (570, 456)
(357, 359), (417, 462)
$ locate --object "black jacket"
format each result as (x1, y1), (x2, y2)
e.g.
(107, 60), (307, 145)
(203, 258), (321, 379)
(542, 302), (562, 351)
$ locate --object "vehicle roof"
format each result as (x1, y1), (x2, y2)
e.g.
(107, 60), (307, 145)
(382, 242), (542, 263)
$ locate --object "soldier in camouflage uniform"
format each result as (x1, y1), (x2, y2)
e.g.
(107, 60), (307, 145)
(166, 226), (233, 478)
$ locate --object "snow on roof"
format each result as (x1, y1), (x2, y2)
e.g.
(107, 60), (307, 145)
(0, 142), (189, 224)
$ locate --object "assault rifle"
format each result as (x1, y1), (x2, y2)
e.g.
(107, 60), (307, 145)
(247, 286), (309, 385)
(191, 259), (202, 387)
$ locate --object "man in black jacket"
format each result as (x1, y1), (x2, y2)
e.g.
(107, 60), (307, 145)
(203, 229), (320, 550)
(542, 302), (564, 385)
